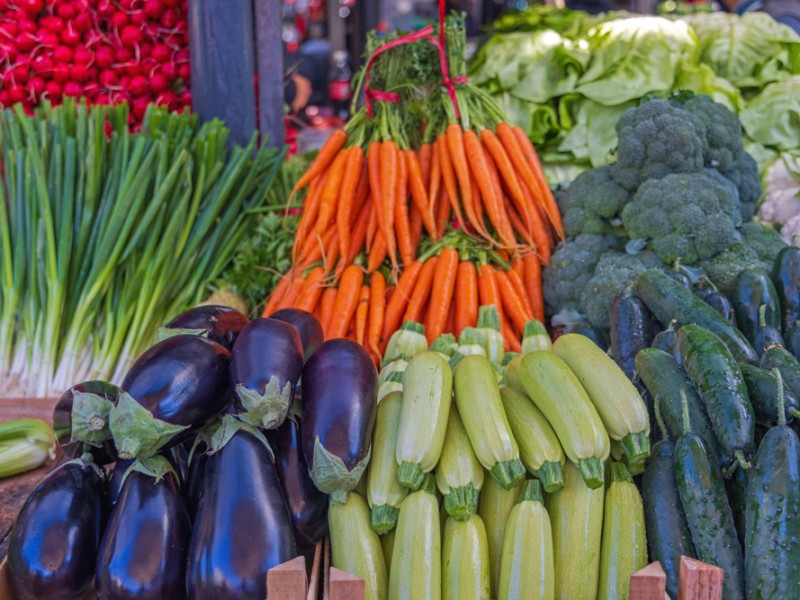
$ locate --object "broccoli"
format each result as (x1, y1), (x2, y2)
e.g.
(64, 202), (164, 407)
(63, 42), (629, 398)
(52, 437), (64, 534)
(722, 152), (762, 222)
(556, 167), (631, 236)
(697, 242), (764, 296)
(542, 233), (624, 315)
(621, 171), (741, 265)
(740, 221), (786, 272)
(579, 253), (655, 330)
(678, 94), (744, 173)
(609, 99), (705, 191)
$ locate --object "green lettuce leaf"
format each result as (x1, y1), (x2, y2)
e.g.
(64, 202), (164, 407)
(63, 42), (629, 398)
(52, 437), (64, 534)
(740, 77), (800, 151)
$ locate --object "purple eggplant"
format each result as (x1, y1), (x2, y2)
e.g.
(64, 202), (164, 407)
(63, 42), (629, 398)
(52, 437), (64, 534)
(110, 335), (231, 460)
(52, 381), (119, 465)
(269, 308), (324, 359)
(229, 318), (304, 430)
(7, 459), (106, 600)
(107, 459), (135, 508)
(160, 305), (249, 350)
(187, 427), (296, 599)
(301, 339), (378, 502)
(95, 466), (191, 600)
(266, 415), (328, 548)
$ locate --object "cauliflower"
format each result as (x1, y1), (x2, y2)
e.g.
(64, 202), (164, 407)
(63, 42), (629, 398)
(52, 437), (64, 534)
(557, 166), (631, 236)
(758, 153), (800, 226)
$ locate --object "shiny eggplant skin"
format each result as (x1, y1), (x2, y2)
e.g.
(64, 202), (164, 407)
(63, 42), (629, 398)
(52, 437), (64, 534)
(107, 459), (135, 508)
(269, 308), (324, 359)
(187, 428), (297, 599)
(121, 335), (231, 442)
(53, 381), (119, 464)
(96, 469), (191, 600)
(7, 460), (107, 600)
(266, 416), (328, 548)
(302, 339), (378, 474)
(163, 305), (249, 350)
(703, 292), (736, 323)
(610, 291), (654, 378)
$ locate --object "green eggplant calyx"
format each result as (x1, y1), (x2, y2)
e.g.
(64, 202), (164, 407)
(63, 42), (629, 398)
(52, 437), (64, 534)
(310, 436), (371, 502)
(70, 391), (115, 444)
(109, 392), (189, 459)
(234, 377), (293, 430)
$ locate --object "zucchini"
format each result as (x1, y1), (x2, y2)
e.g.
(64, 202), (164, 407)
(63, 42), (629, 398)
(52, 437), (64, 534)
(740, 364), (800, 426)
(430, 334), (458, 360)
(703, 291), (735, 323)
(635, 348), (722, 465)
(498, 480), (555, 600)
(771, 246), (800, 333)
(547, 461), (604, 600)
(642, 440), (695, 600)
(442, 515), (491, 600)
(610, 291), (654, 379)
(388, 475), (441, 600)
(478, 474), (522, 598)
(635, 269), (758, 364)
(744, 382), (800, 600)
(453, 355), (525, 489)
(396, 352), (453, 490)
(675, 432), (745, 600)
(676, 324), (756, 468)
(502, 355), (524, 392)
(380, 529), (395, 572)
(731, 269), (781, 347)
(384, 321), (428, 363)
(378, 359), (408, 403)
(500, 386), (565, 493)
(553, 334), (649, 464)
(329, 493), (388, 600)
(760, 343), (800, 401)
(521, 320), (552, 354)
(597, 463), (648, 600)
(476, 306), (505, 365)
(435, 404), (484, 521)
(518, 351), (610, 488)
(368, 391), (408, 534)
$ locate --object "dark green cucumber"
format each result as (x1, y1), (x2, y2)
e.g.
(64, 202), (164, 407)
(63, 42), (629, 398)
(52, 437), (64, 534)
(641, 440), (695, 600)
(740, 364), (800, 426)
(610, 291), (654, 379)
(771, 246), (800, 333)
(745, 424), (800, 599)
(783, 325), (800, 360)
(676, 325), (756, 467)
(760, 344), (800, 401)
(725, 465), (748, 549)
(675, 432), (745, 600)
(635, 348), (722, 465)
(703, 291), (735, 323)
(730, 269), (781, 347)
(635, 270), (758, 364)
(753, 326), (784, 357)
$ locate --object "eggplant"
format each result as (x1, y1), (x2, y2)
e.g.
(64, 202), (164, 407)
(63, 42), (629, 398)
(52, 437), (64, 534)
(610, 291), (654, 378)
(52, 381), (119, 464)
(186, 450), (208, 516)
(754, 326), (785, 357)
(266, 415), (329, 548)
(159, 305), (249, 350)
(107, 459), (135, 508)
(302, 339), (378, 502)
(7, 459), (106, 600)
(568, 323), (608, 351)
(96, 466), (191, 600)
(109, 335), (231, 460)
(270, 308), (324, 360)
(229, 318), (304, 430)
(187, 427), (296, 599)
(703, 291), (736, 322)
(772, 247), (800, 333)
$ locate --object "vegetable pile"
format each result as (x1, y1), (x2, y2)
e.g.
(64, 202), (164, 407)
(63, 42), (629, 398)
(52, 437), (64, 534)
(0, 0), (191, 125)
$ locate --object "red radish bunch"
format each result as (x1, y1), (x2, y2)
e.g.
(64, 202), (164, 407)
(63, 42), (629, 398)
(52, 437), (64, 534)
(0, 0), (191, 127)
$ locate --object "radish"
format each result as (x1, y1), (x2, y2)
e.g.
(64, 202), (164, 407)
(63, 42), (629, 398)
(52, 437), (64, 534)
(15, 33), (37, 52)
(110, 12), (129, 29)
(149, 71), (168, 92)
(120, 25), (142, 46)
(45, 80), (62, 99)
(19, 0), (44, 16)
(53, 63), (71, 83)
(53, 45), (74, 64)
(70, 64), (91, 83)
(73, 45), (93, 65)
(30, 55), (54, 75)
(56, 3), (78, 19)
(27, 76), (46, 97)
(63, 81), (83, 97)
(144, 0), (164, 19)
(94, 45), (114, 68)
(129, 75), (149, 96)
(61, 26), (82, 46)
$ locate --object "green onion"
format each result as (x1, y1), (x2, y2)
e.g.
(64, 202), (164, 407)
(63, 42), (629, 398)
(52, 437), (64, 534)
(0, 419), (56, 479)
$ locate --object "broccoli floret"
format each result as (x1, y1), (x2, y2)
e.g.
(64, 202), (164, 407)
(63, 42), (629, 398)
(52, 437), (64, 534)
(678, 94), (744, 173)
(557, 167), (631, 236)
(722, 152), (761, 222)
(542, 233), (624, 315)
(697, 242), (764, 296)
(580, 253), (654, 330)
(621, 171), (741, 265)
(610, 99), (705, 191)
(740, 221), (786, 272)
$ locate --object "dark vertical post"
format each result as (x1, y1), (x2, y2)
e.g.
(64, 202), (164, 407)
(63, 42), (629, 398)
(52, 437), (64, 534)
(254, 0), (286, 150)
(188, 0), (258, 147)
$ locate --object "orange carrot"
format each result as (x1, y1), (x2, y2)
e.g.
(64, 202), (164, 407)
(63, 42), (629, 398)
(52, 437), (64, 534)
(367, 231), (388, 273)
(367, 141), (385, 250)
(470, 172), (488, 237)
(427, 140), (442, 235)
(381, 261), (424, 343)
(512, 258), (524, 279)
(350, 164), (370, 224)
(496, 270), (533, 332)
(320, 230), (340, 276)
(445, 295), (456, 337)
(355, 284), (370, 345)
(512, 125), (564, 238)
(418, 142), (433, 189)
(295, 266), (326, 313)
(409, 203), (424, 258)
(327, 266), (364, 339)
(405, 149), (437, 238)
(292, 129), (347, 195)
(298, 224), (335, 268)
(319, 287), (337, 336)
(336, 146), (365, 256)
(424, 247), (458, 344)
(478, 264), (508, 335)
(347, 202), (372, 265)
(403, 257), (438, 323)
(280, 273), (307, 310)
(436, 189), (452, 238)
(523, 254), (545, 322)
(506, 198), (536, 249)
(292, 172), (326, 260)
(507, 266), (534, 317)
(368, 272), (386, 358)
(454, 261), (478, 337)
(366, 200), (378, 251)
(394, 151), (413, 266)
(262, 271), (294, 317)
(316, 149), (349, 236)
(437, 133), (466, 231)
(380, 141), (399, 269)
(502, 319), (522, 353)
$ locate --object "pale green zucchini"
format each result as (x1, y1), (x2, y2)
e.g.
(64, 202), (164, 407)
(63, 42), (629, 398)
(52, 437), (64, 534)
(442, 515), (491, 600)
(435, 403), (484, 520)
(479, 474), (523, 598)
(368, 391), (408, 534)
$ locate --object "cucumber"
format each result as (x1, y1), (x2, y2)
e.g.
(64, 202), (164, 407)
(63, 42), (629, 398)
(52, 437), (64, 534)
(635, 348), (722, 465)
(725, 464), (748, 549)
(442, 515), (491, 600)
(760, 343), (800, 401)
(703, 291), (735, 323)
(784, 325), (800, 359)
(547, 461), (604, 600)
(610, 291), (654, 379)
(753, 324), (784, 357)
(478, 474), (523, 598)
(676, 325), (756, 467)
(651, 324), (676, 354)
(731, 269), (781, 346)
(740, 364), (800, 426)
(675, 432), (745, 600)
(635, 269), (758, 364)
(597, 463), (648, 600)
(771, 246), (800, 333)
(642, 440), (695, 600)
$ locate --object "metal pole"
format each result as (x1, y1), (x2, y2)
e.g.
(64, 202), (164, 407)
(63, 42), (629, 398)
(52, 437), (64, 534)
(253, 0), (286, 149)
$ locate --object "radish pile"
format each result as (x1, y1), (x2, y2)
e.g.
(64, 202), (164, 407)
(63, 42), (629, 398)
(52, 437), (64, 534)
(0, 0), (191, 126)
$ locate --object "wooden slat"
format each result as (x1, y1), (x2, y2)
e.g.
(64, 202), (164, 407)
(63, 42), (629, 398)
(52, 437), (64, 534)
(678, 556), (723, 600)
(267, 555), (307, 600)
(630, 561), (668, 600)
(0, 557), (12, 600)
(253, 0), (285, 150)
(329, 567), (364, 600)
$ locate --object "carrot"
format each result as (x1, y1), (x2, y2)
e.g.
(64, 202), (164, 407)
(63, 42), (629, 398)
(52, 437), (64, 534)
(506, 198), (535, 248)
(436, 189), (452, 238)
(445, 124), (482, 234)
(394, 152), (414, 266)
(316, 148), (349, 236)
(368, 272), (386, 358)
(366, 200), (378, 250)
(367, 230), (388, 273)
(424, 247), (458, 344)
(427, 140), (442, 236)
(292, 129), (347, 195)
(512, 125), (564, 238)
(327, 265), (365, 339)
(454, 261), (478, 337)
(437, 133), (466, 232)
(319, 287), (337, 336)
(350, 164), (370, 223)
(347, 201), (372, 265)
(355, 284), (370, 345)
(295, 266), (326, 313)
(292, 172), (326, 260)
(405, 149), (437, 238)
(380, 141), (399, 269)
(445, 296), (455, 337)
(409, 203), (424, 258)
(507, 266), (534, 317)
(470, 172), (488, 237)
(336, 146), (365, 256)
(262, 270), (294, 317)
(320, 229), (341, 276)
(418, 142), (433, 189)
(280, 273), (307, 310)
(523, 254), (545, 322)
(403, 256), (438, 323)
(298, 224), (335, 268)
(381, 261), (424, 343)
(496, 270), (533, 332)
(367, 141), (385, 250)
(502, 319), (522, 353)
(478, 264), (507, 335)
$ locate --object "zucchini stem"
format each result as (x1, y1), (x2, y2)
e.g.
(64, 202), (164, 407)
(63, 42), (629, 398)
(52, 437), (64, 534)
(370, 504), (400, 535)
(397, 461), (426, 491)
(772, 367), (787, 427)
(535, 461), (564, 493)
(653, 394), (670, 440)
(679, 388), (692, 434)
(577, 457), (605, 489)
(489, 459), (526, 490)
(444, 483), (479, 521)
